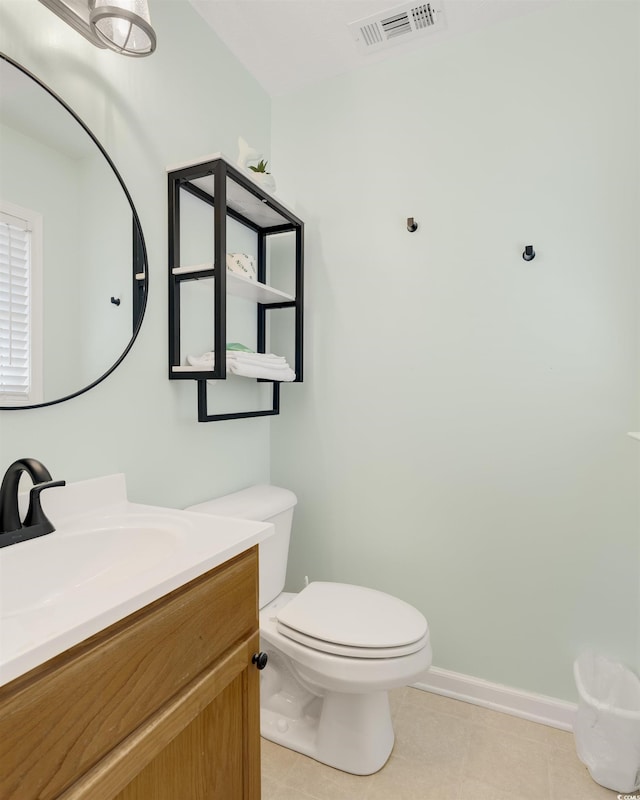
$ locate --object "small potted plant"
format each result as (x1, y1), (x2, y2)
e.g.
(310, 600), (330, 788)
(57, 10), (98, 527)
(248, 159), (276, 193)
(237, 138), (277, 193)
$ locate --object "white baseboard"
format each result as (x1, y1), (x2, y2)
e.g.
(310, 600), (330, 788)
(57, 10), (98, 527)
(412, 666), (577, 732)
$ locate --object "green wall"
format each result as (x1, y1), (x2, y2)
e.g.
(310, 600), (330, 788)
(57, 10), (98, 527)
(270, 0), (640, 700)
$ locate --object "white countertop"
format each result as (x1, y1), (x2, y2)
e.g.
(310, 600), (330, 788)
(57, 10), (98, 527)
(0, 474), (273, 687)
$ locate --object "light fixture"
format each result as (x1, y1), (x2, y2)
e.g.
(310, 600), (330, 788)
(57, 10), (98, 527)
(90, 0), (156, 57)
(38, 0), (157, 57)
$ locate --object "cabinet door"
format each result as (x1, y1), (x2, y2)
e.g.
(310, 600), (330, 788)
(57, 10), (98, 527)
(113, 631), (261, 800)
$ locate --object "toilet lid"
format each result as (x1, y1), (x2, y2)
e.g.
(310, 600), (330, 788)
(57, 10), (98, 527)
(275, 582), (428, 657)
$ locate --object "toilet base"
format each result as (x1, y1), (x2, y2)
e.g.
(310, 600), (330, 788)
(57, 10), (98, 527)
(261, 689), (394, 775)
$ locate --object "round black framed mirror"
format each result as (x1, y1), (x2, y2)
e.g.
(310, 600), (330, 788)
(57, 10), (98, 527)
(0, 54), (148, 409)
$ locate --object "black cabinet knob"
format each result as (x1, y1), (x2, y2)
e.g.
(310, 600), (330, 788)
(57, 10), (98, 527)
(252, 652), (268, 670)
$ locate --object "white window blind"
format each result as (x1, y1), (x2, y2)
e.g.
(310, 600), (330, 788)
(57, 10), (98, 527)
(0, 205), (43, 405)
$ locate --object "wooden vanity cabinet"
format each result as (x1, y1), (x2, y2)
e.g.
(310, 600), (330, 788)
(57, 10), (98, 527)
(0, 547), (261, 800)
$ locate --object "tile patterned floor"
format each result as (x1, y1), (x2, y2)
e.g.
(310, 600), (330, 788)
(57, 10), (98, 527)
(261, 687), (622, 800)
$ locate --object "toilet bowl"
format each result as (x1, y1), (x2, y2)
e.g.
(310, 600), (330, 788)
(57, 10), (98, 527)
(186, 485), (432, 775)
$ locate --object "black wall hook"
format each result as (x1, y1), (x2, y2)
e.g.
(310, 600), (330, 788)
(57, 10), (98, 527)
(407, 217), (418, 233)
(110, 296), (121, 306)
(522, 245), (535, 261)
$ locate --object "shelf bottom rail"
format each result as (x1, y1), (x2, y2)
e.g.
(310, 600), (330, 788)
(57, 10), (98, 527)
(196, 380), (280, 422)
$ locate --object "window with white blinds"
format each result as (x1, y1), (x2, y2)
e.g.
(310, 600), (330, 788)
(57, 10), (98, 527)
(0, 204), (43, 406)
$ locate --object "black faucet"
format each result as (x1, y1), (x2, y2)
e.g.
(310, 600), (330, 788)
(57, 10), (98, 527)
(0, 459), (65, 548)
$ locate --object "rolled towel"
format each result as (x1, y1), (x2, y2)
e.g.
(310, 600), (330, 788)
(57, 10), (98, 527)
(187, 352), (215, 369)
(187, 344), (253, 367)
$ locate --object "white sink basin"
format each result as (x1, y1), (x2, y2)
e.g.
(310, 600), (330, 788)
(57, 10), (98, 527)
(1, 514), (184, 616)
(0, 474), (274, 687)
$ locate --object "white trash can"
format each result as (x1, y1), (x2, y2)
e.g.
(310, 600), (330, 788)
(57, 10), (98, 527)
(573, 651), (640, 793)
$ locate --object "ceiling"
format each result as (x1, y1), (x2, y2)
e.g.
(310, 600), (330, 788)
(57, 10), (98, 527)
(186, 0), (556, 97)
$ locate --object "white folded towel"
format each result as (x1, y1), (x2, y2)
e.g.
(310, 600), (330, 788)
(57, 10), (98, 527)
(187, 349), (296, 381)
(228, 361), (296, 382)
(227, 351), (288, 367)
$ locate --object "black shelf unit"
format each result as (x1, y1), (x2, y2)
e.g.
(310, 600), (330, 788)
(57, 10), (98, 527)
(168, 155), (304, 422)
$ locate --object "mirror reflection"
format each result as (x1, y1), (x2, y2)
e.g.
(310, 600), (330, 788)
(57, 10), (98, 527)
(0, 55), (147, 408)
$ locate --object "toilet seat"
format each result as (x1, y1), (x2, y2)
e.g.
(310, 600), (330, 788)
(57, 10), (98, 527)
(276, 623), (430, 658)
(275, 581), (428, 659)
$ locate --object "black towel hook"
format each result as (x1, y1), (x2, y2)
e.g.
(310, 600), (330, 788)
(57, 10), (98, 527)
(522, 245), (535, 261)
(407, 217), (418, 233)
(110, 296), (121, 306)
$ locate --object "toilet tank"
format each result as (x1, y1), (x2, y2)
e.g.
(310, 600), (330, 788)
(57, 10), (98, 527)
(186, 485), (297, 609)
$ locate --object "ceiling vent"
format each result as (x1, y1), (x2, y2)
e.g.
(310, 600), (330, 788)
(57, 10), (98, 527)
(348, 2), (446, 54)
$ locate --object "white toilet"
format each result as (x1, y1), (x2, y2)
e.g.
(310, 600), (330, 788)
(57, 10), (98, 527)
(187, 485), (432, 775)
